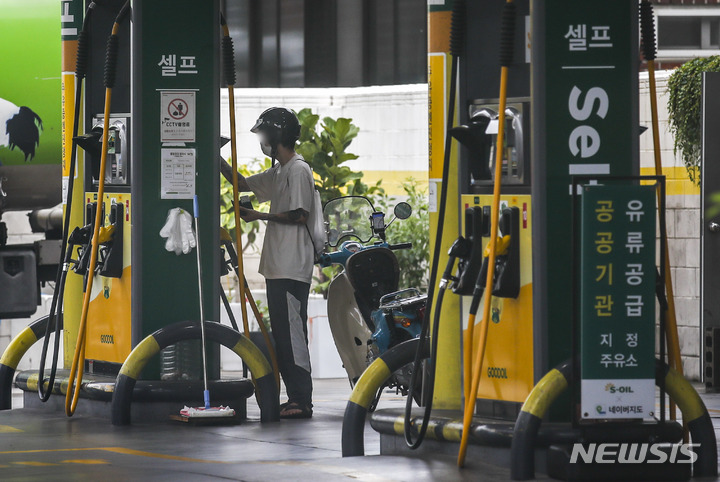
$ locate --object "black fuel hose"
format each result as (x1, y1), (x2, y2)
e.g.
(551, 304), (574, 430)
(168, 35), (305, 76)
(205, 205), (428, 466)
(403, 0), (465, 449)
(66, 0), (130, 417)
(220, 286), (240, 333)
(38, 2), (97, 402)
(404, 254), (457, 449)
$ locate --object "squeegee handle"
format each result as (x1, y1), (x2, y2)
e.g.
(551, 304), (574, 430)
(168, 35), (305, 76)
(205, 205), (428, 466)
(193, 195), (200, 219)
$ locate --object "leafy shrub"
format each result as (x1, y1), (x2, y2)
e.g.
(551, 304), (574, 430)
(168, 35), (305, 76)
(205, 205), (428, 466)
(667, 56), (720, 185)
(372, 178), (430, 291)
(295, 108), (384, 203)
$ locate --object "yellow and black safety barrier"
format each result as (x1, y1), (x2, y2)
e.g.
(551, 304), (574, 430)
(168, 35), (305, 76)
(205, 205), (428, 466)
(111, 320), (279, 425)
(369, 411), (587, 448)
(12, 371), (255, 406)
(368, 407), (684, 453)
(510, 359), (718, 480)
(0, 314), (55, 410)
(342, 338), (429, 457)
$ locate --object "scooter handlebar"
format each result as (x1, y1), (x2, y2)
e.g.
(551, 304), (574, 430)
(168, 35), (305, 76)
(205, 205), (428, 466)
(316, 241), (411, 268)
(317, 253), (333, 267)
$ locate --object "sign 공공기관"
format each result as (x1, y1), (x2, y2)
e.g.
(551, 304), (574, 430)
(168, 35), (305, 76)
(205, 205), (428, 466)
(580, 184), (656, 420)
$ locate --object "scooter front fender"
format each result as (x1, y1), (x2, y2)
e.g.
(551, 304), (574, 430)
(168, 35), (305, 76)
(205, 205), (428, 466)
(327, 272), (373, 384)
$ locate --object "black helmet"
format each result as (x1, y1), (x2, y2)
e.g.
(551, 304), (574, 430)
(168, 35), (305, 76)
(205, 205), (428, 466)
(250, 107), (300, 150)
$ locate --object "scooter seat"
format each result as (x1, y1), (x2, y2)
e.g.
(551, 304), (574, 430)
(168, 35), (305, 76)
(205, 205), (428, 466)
(345, 247), (399, 331)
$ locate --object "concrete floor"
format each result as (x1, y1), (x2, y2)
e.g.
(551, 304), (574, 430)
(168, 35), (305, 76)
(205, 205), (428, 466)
(2, 378), (720, 481)
(0, 379), (513, 481)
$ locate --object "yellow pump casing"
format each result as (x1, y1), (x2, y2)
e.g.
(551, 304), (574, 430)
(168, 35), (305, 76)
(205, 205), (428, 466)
(83, 193), (132, 365)
(460, 194), (534, 405)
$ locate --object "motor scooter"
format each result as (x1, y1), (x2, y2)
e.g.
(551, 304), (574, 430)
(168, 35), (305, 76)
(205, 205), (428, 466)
(318, 196), (426, 395)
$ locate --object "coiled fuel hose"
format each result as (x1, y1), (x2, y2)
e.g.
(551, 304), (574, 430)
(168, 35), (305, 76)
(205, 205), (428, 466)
(220, 14), (280, 389)
(458, 0), (516, 467)
(65, 1), (130, 417)
(403, 0), (466, 450)
(38, 1), (96, 403)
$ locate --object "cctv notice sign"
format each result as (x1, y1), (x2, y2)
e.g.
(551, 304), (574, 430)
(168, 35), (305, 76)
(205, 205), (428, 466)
(580, 184), (656, 419)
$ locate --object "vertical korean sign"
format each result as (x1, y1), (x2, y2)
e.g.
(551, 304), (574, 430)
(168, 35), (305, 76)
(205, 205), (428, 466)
(580, 184), (655, 419)
(538, 0), (638, 377)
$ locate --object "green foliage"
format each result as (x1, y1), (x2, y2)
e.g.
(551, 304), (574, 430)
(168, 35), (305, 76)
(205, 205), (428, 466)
(667, 56), (720, 186)
(254, 299), (271, 333)
(295, 108), (384, 203)
(706, 191), (720, 219)
(372, 178), (430, 291)
(220, 157), (272, 252)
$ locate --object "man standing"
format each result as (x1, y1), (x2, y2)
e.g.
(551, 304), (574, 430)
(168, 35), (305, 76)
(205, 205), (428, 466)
(221, 107), (315, 419)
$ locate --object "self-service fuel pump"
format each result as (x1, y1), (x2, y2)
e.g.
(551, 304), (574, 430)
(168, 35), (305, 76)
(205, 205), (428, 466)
(447, 0), (534, 417)
(425, 0), (643, 421)
(63, 0), (221, 379)
(340, 1), (716, 476)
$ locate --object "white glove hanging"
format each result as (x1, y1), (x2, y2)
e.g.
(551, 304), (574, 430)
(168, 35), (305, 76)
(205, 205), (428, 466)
(159, 207), (196, 255)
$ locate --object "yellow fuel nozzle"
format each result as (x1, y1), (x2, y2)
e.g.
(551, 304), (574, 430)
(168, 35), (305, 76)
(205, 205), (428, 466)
(97, 225), (115, 244)
(484, 234), (511, 258)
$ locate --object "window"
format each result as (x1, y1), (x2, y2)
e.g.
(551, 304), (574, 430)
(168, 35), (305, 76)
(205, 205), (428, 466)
(222, 0), (427, 88)
(656, 7), (720, 60)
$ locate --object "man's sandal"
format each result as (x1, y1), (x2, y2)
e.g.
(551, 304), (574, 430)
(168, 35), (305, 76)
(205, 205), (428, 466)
(279, 402), (313, 419)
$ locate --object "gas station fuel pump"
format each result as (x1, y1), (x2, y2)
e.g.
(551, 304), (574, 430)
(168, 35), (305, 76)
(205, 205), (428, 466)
(341, 1), (717, 479)
(64, 0), (222, 377)
(449, 0), (534, 417)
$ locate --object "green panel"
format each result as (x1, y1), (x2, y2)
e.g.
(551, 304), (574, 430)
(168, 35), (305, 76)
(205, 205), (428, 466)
(0, 0), (61, 166)
(132, 0), (220, 379)
(580, 185), (656, 378)
(580, 184), (656, 419)
(537, 0), (638, 376)
(61, 0), (83, 41)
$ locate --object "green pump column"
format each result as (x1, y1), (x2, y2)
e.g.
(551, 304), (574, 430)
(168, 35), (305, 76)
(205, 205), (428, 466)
(531, 0), (639, 417)
(131, 0), (221, 379)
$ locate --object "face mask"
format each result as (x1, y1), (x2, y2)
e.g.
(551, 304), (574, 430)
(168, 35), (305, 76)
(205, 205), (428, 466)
(260, 141), (273, 157)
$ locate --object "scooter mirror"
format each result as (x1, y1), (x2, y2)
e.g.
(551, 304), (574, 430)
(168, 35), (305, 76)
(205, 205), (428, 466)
(394, 202), (412, 220)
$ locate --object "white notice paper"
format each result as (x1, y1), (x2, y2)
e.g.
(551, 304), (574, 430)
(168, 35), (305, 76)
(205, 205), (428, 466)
(161, 148), (195, 199)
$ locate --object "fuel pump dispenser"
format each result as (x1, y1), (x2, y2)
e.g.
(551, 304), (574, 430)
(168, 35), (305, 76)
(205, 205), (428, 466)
(342, 0), (717, 478)
(451, 0), (534, 411)
(64, 0), (222, 379)
(437, 0), (642, 421)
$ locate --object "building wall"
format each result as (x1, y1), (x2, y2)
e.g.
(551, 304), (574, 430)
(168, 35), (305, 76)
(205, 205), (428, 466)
(639, 70), (702, 380)
(220, 84), (429, 185)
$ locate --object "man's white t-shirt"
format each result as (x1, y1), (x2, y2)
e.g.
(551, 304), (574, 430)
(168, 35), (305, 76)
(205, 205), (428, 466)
(246, 154), (315, 284)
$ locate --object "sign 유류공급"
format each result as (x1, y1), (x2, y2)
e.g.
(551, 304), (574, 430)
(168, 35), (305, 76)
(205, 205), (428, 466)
(580, 183), (656, 419)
